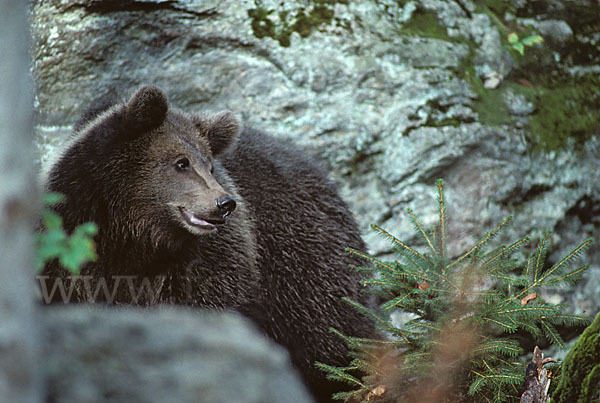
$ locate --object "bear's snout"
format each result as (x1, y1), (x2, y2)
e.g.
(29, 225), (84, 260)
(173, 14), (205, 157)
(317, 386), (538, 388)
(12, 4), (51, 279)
(216, 196), (236, 218)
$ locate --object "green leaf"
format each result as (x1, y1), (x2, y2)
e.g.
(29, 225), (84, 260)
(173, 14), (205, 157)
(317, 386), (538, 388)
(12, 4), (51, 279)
(39, 227), (67, 247)
(59, 246), (91, 273)
(522, 35), (543, 46)
(60, 232), (97, 274)
(37, 193), (98, 274)
(507, 32), (519, 44)
(42, 192), (65, 205)
(42, 210), (63, 229)
(36, 226), (67, 271)
(73, 222), (98, 237)
(512, 42), (525, 55)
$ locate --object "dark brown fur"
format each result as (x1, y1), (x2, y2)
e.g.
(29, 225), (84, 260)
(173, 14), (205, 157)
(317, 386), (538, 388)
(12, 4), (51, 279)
(41, 86), (375, 401)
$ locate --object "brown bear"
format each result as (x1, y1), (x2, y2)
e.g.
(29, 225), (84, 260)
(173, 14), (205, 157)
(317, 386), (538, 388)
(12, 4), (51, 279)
(40, 85), (375, 402)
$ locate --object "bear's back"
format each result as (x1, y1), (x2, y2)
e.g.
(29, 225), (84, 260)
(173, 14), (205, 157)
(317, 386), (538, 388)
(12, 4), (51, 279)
(221, 128), (372, 401)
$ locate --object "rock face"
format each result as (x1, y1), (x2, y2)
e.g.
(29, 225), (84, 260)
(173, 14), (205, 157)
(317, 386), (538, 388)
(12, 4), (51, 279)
(41, 307), (313, 403)
(31, 0), (600, 334)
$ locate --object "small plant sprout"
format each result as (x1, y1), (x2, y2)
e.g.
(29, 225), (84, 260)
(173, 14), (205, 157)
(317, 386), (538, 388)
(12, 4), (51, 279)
(508, 32), (544, 55)
(36, 192), (98, 274)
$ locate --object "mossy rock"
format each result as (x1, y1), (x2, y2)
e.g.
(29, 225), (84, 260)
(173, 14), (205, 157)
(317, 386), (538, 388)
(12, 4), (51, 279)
(552, 312), (600, 402)
(248, 0), (346, 47)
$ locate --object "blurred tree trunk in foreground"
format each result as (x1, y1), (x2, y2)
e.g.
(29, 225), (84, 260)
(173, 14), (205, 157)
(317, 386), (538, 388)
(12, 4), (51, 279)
(0, 0), (41, 401)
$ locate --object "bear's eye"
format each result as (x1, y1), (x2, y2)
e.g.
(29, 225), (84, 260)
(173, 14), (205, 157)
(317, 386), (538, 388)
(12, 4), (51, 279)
(210, 164), (214, 174)
(175, 157), (190, 172)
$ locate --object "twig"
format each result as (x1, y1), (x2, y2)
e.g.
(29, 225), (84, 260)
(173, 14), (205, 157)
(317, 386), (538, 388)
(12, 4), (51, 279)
(520, 346), (557, 403)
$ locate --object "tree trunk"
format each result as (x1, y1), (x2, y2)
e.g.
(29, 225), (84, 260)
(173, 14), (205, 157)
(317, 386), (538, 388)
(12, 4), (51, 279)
(0, 0), (41, 401)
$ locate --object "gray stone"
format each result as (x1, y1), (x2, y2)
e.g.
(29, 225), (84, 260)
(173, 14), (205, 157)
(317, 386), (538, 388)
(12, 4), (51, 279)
(420, 0), (473, 23)
(470, 14), (514, 79)
(41, 307), (313, 403)
(503, 88), (535, 116)
(30, 0), (600, 330)
(537, 20), (573, 44)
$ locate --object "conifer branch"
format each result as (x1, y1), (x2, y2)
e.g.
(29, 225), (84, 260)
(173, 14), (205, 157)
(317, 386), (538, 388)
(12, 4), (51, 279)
(525, 251), (534, 281)
(437, 179), (447, 260)
(320, 182), (592, 402)
(372, 224), (429, 267)
(503, 238), (592, 306)
(447, 216), (512, 271)
(544, 264), (589, 285)
(541, 314), (590, 326)
(381, 293), (412, 311)
(483, 237), (529, 274)
(346, 248), (391, 269)
(533, 231), (551, 283)
(342, 297), (411, 342)
(474, 340), (522, 357)
(362, 278), (406, 288)
(539, 321), (564, 348)
(514, 320), (540, 336)
(314, 362), (365, 387)
(537, 238), (592, 284)
(407, 208), (437, 257)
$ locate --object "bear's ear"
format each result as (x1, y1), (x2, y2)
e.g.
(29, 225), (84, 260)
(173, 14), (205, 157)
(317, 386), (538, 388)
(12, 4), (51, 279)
(123, 85), (168, 134)
(199, 111), (240, 156)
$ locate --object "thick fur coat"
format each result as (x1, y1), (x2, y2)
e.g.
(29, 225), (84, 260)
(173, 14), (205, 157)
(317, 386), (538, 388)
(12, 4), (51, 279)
(41, 86), (375, 401)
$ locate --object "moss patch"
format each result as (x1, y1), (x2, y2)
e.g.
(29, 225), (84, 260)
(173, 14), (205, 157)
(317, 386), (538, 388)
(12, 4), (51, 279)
(527, 76), (600, 151)
(400, 10), (451, 41)
(466, 70), (600, 151)
(248, 0), (347, 47)
(464, 68), (511, 127)
(552, 312), (600, 402)
(464, 2), (600, 152)
(478, 0), (515, 18)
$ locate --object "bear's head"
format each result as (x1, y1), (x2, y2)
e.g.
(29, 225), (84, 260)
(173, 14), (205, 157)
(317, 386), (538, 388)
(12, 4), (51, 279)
(111, 85), (241, 238)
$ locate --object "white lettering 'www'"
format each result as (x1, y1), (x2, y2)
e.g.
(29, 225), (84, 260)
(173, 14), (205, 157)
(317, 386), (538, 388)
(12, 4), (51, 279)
(36, 276), (165, 304)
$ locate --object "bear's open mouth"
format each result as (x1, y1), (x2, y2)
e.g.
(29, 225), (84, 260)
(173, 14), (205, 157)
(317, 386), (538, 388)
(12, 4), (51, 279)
(178, 207), (225, 229)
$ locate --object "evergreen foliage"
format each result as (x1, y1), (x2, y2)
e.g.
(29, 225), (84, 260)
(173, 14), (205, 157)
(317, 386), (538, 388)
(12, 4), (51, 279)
(317, 180), (592, 402)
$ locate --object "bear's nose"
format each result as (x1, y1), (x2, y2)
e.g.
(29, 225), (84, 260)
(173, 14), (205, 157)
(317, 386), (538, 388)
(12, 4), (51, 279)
(216, 196), (236, 217)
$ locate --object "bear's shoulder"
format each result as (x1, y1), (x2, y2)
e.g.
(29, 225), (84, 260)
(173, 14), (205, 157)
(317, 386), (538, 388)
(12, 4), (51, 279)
(226, 127), (329, 180)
